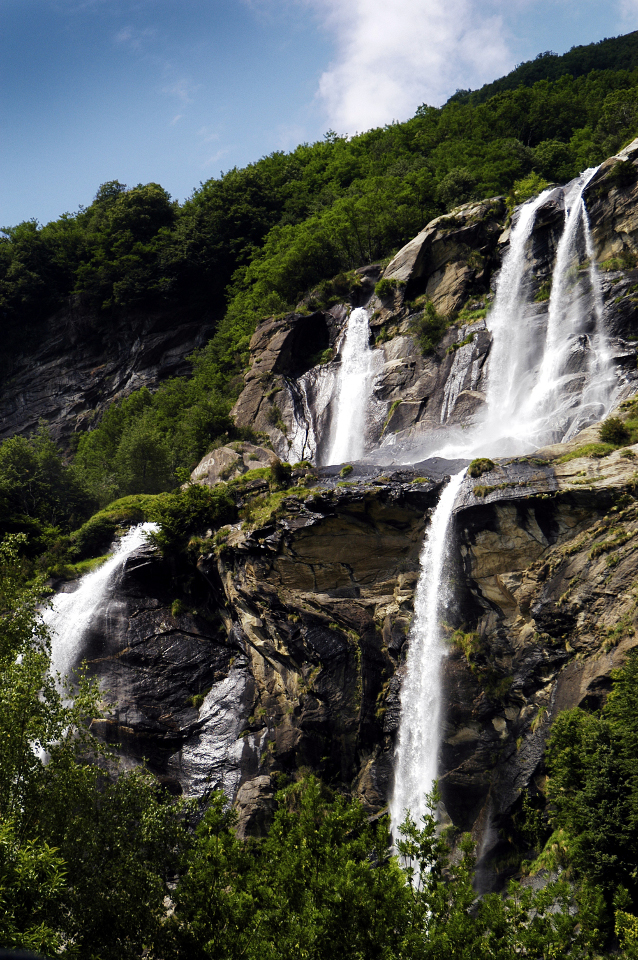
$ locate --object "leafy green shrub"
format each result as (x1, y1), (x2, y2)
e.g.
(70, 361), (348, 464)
(412, 300), (450, 354)
(340, 465), (353, 477)
(71, 515), (117, 561)
(151, 484), (235, 555)
(270, 459), (292, 489)
(600, 251), (637, 272)
(468, 458), (495, 478)
(374, 277), (404, 299)
(534, 280), (552, 302)
(506, 172), (550, 212)
(599, 416), (631, 445)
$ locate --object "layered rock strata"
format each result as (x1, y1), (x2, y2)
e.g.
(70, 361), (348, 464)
(0, 305), (217, 444)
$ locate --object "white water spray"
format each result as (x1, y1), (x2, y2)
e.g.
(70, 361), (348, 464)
(44, 523), (158, 683)
(483, 188), (555, 436)
(325, 307), (380, 465)
(526, 167), (614, 436)
(390, 469), (467, 836)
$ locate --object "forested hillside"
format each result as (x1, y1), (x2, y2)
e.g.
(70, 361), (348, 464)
(4, 29), (638, 508)
(5, 30), (638, 959)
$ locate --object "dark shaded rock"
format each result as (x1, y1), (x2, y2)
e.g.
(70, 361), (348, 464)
(0, 304), (217, 445)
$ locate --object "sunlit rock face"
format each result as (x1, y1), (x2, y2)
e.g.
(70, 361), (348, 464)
(234, 145), (638, 467)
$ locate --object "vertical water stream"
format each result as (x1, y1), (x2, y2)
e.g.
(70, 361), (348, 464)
(390, 469), (467, 834)
(325, 306), (379, 465)
(527, 167), (614, 437)
(391, 169), (617, 838)
(44, 523), (158, 684)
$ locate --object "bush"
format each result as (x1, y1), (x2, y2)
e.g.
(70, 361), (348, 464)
(599, 416), (631, 445)
(413, 300), (450, 354)
(374, 277), (403, 299)
(151, 484), (236, 556)
(270, 459), (292, 489)
(468, 458), (495, 478)
(506, 172), (550, 212)
(71, 515), (117, 561)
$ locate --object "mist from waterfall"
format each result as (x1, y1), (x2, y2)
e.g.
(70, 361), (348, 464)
(324, 306), (380, 465)
(390, 468), (467, 837)
(44, 523), (158, 684)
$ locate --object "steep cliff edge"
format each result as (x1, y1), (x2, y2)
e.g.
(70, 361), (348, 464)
(34, 141), (638, 873)
(76, 442), (638, 867)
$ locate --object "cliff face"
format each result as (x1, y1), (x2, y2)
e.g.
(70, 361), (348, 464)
(0, 304), (217, 444)
(233, 144), (638, 460)
(78, 447), (638, 865)
(37, 141), (638, 870)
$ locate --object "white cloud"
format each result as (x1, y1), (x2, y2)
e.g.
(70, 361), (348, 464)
(202, 148), (230, 168)
(301, 0), (515, 132)
(618, 0), (638, 27)
(197, 126), (221, 144)
(162, 78), (198, 104)
(113, 25), (156, 51)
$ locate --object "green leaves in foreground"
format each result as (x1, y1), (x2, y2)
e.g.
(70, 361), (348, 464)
(0, 533), (189, 959)
(168, 780), (598, 960)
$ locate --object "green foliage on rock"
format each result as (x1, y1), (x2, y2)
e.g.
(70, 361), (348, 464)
(599, 414), (632, 445)
(506, 171), (551, 212)
(468, 457), (496, 478)
(412, 300), (450, 354)
(150, 483), (236, 556)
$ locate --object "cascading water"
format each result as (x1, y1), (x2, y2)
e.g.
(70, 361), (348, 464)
(390, 469), (467, 836)
(526, 167), (615, 440)
(325, 306), (380, 465)
(44, 523), (158, 684)
(390, 169), (617, 840)
(481, 187), (555, 446)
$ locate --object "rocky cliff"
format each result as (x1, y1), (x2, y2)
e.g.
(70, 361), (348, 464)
(233, 142), (638, 461)
(41, 141), (638, 877)
(76, 439), (638, 874)
(0, 303), (217, 444)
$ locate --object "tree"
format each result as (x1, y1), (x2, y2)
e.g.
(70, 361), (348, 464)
(0, 533), (189, 958)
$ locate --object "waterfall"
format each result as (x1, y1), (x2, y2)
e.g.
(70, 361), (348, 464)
(483, 187), (555, 442)
(325, 307), (380, 465)
(44, 523), (158, 683)
(425, 170), (616, 462)
(390, 469), (467, 836)
(526, 167), (615, 438)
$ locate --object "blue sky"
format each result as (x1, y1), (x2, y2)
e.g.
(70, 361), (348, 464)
(2, 0), (638, 228)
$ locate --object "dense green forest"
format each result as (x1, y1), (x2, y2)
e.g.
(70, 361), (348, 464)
(5, 29), (638, 957)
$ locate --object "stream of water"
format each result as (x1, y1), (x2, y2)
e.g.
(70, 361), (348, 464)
(324, 306), (380, 465)
(44, 523), (158, 684)
(390, 468), (467, 833)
